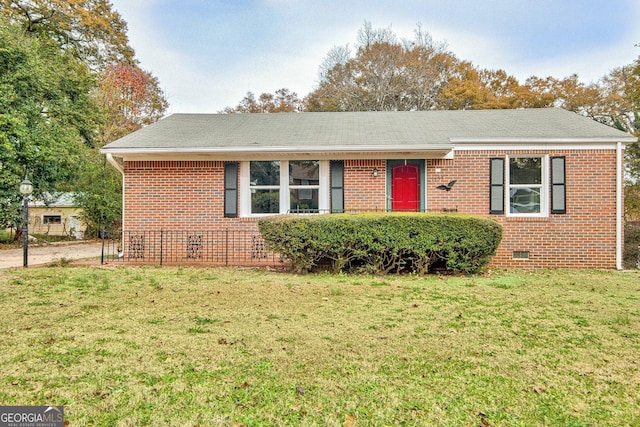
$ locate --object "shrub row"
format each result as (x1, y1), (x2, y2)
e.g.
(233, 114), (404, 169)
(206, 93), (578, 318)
(258, 213), (502, 274)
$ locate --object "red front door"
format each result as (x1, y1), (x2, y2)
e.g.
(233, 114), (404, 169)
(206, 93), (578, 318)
(391, 164), (420, 212)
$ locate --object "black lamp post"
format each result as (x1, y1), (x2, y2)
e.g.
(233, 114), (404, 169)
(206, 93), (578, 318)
(19, 178), (33, 268)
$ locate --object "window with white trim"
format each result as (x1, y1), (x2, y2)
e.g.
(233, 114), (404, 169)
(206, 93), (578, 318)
(42, 214), (62, 224)
(250, 161), (280, 214)
(242, 160), (328, 216)
(507, 156), (547, 216)
(289, 160), (320, 212)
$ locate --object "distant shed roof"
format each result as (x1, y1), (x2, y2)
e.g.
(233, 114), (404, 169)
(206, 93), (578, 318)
(101, 108), (636, 155)
(30, 193), (77, 208)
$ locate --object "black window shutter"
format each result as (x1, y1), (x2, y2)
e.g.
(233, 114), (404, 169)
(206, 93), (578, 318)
(224, 162), (238, 218)
(490, 158), (504, 214)
(330, 161), (344, 213)
(551, 156), (566, 214)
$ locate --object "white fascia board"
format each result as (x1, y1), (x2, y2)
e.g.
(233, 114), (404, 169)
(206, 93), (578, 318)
(100, 145), (456, 161)
(454, 143), (626, 151)
(450, 137), (636, 151)
(100, 144), (455, 155)
(450, 137), (637, 144)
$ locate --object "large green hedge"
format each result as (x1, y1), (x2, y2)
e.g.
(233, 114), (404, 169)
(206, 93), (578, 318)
(258, 213), (503, 274)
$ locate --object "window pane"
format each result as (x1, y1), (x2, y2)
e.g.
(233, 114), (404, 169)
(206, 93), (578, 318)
(290, 189), (319, 211)
(510, 187), (541, 213)
(289, 160), (319, 185)
(250, 161), (280, 186)
(43, 215), (62, 224)
(510, 158), (541, 185)
(252, 189), (279, 213)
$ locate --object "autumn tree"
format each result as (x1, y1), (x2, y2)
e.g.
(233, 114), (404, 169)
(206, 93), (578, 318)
(521, 65), (640, 219)
(624, 59), (640, 187)
(94, 63), (168, 144)
(1, 0), (134, 69)
(438, 61), (494, 109)
(308, 22), (528, 112)
(222, 88), (304, 113)
(73, 63), (168, 232)
(598, 59), (640, 219)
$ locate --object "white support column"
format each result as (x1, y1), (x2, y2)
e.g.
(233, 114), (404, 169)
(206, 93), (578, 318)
(319, 161), (330, 213)
(616, 142), (624, 270)
(239, 161), (250, 217)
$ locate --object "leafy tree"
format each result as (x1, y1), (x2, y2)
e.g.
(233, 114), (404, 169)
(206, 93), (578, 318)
(1, 2), (168, 236)
(614, 60), (640, 183)
(625, 184), (640, 220)
(222, 88), (304, 113)
(74, 151), (122, 233)
(1, 0), (134, 69)
(0, 16), (99, 231)
(609, 59), (640, 218)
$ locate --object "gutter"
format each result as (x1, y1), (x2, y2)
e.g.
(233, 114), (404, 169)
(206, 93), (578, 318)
(450, 137), (638, 144)
(106, 153), (124, 174)
(99, 144), (456, 155)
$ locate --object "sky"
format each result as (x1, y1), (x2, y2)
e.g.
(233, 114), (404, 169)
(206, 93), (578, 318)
(109, 0), (640, 114)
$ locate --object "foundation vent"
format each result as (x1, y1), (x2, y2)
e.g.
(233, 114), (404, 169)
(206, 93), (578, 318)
(512, 251), (530, 260)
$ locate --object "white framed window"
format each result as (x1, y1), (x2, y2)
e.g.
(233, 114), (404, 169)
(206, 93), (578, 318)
(506, 155), (548, 217)
(289, 160), (320, 212)
(249, 161), (281, 214)
(42, 214), (62, 224)
(240, 160), (329, 216)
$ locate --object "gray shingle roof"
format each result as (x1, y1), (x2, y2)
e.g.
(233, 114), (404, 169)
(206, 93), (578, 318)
(100, 108), (636, 153)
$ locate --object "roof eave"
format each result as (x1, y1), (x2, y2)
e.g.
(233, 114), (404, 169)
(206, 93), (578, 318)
(449, 137), (637, 144)
(99, 144), (455, 156)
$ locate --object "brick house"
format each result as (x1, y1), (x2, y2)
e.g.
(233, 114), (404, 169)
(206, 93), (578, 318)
(100, 108), (636, 269)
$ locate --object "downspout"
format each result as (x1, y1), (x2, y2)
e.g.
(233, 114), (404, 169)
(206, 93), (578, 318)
(106, 153), (125, 239)
(616, 142), (623, 270)
(106, 153), (124, 175)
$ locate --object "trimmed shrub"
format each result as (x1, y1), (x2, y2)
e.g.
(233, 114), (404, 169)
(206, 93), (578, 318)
(258, 213), (502, 274)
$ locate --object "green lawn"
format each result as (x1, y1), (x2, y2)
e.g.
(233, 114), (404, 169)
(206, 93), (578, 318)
(0, 267), (638, 426)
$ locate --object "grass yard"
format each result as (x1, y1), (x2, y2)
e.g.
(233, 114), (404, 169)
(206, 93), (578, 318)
(0, 267), (638, 426)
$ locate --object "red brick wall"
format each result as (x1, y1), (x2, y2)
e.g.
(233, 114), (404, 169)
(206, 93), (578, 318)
(343, 160), (387, 212)
(124, 160), (260, 233)
(123, 150), (619, 269)
(425, 150), (618, 269)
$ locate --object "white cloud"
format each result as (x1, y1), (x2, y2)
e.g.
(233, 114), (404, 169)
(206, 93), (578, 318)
(111, 0), (640, 113)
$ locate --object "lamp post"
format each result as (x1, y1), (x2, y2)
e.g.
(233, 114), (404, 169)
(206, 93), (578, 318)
(19, 178), (33, 268)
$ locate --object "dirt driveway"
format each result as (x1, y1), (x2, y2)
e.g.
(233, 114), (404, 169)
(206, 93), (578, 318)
(0, 241), (104, 269)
